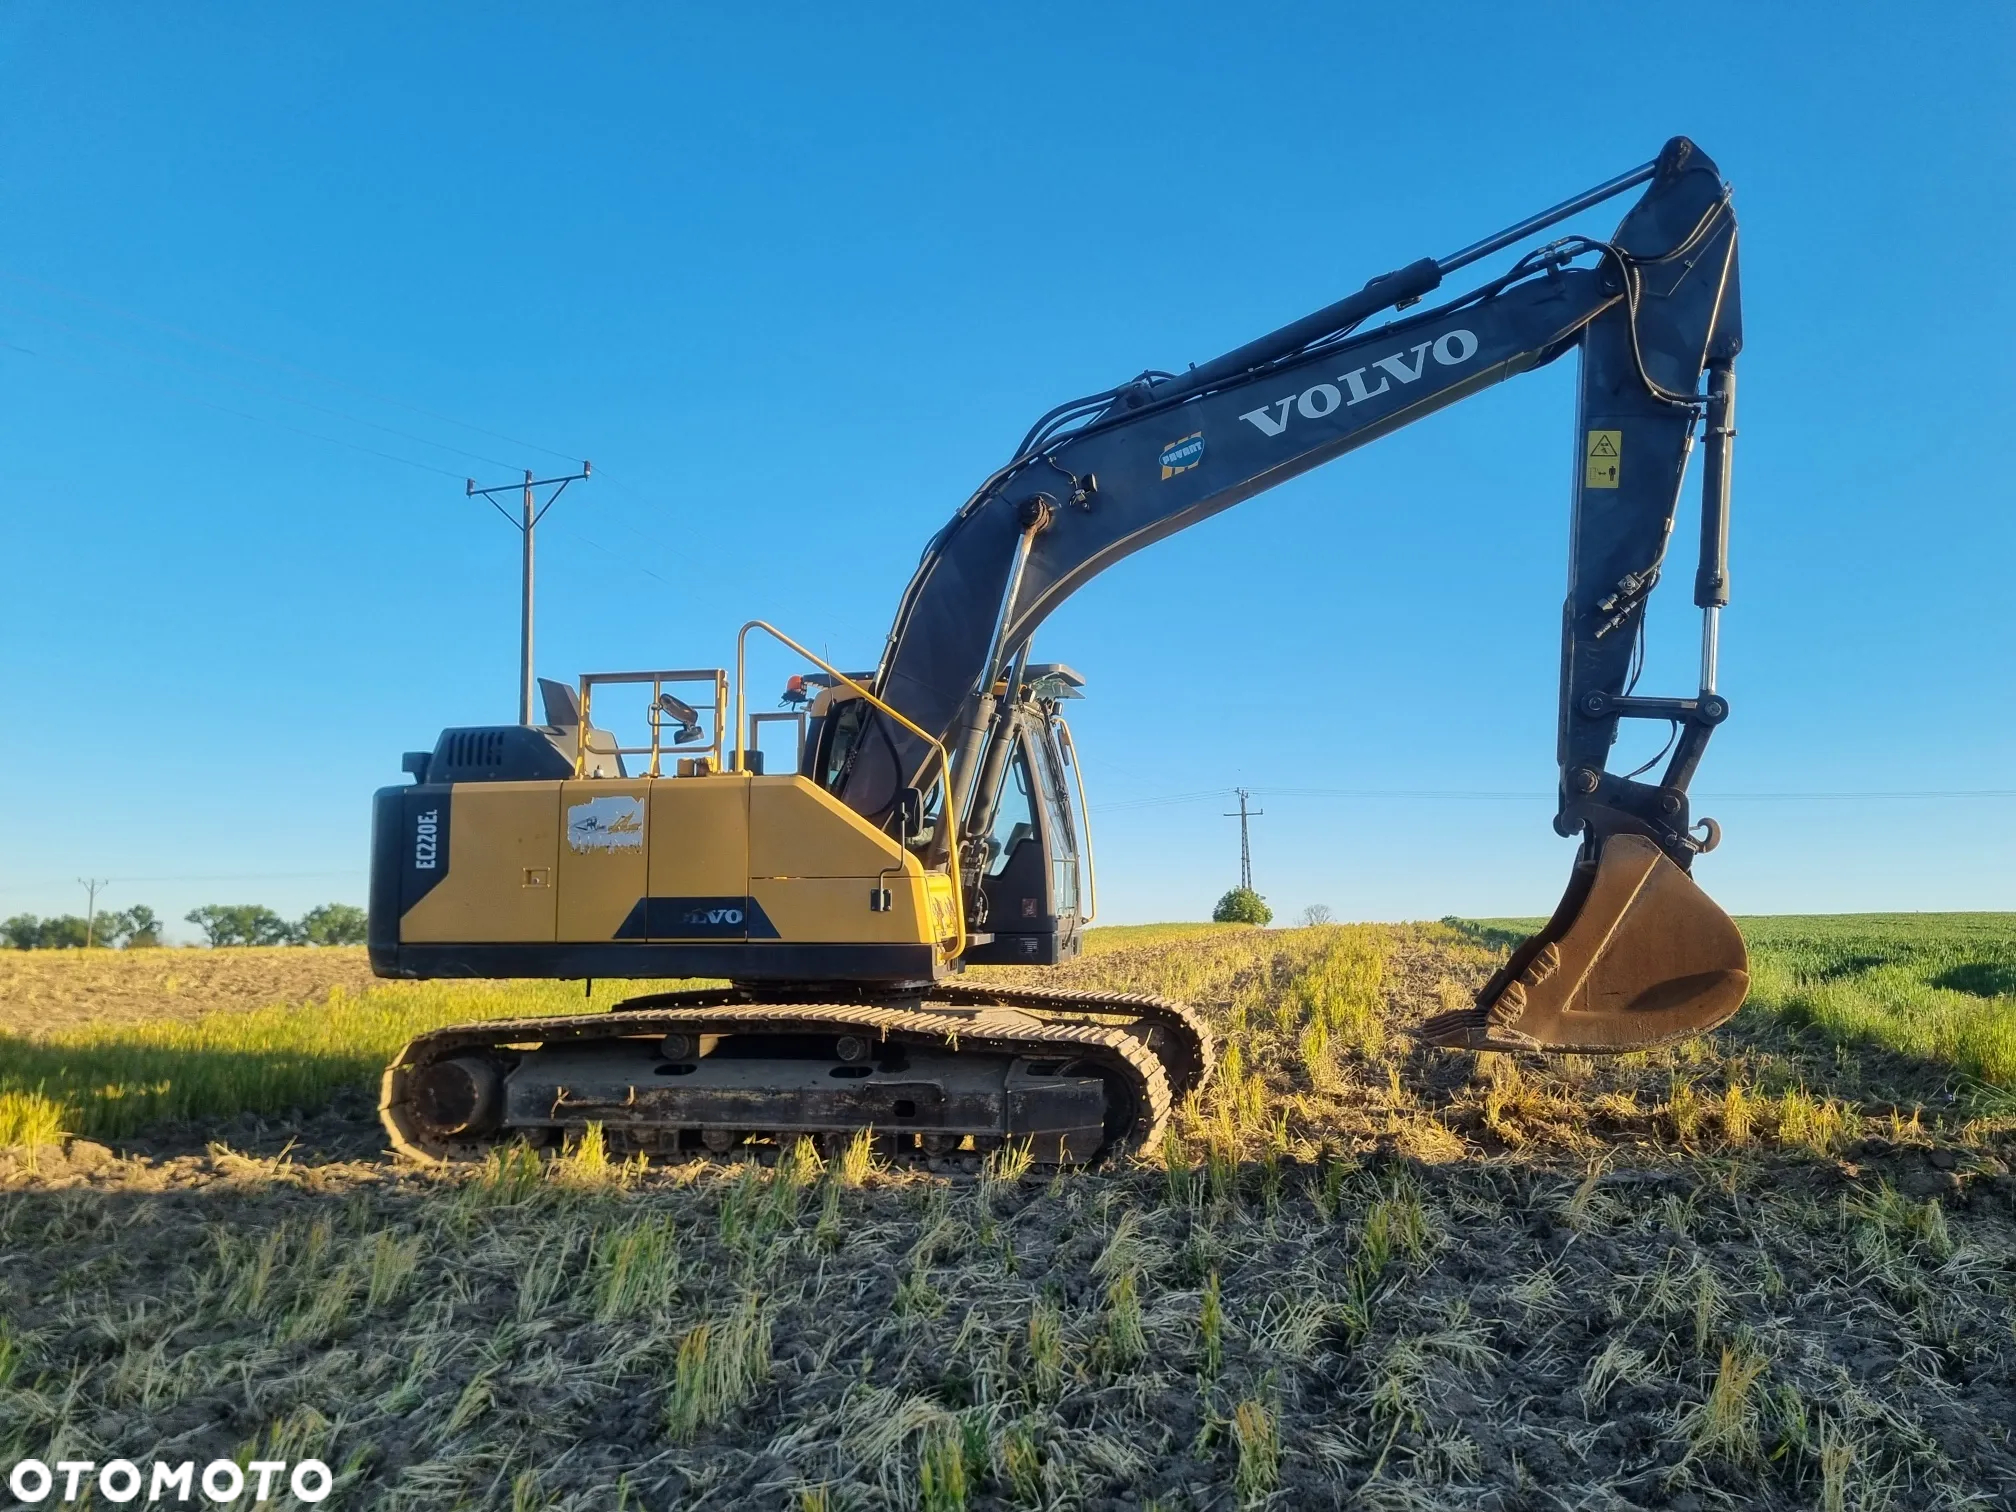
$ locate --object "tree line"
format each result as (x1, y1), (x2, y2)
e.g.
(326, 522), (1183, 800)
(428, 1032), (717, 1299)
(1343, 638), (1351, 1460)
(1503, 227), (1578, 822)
(1, 902), (368, 950)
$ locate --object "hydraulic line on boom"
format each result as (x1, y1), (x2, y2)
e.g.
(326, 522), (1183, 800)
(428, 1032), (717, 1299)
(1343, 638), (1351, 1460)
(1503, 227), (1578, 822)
(370, 137), (1748, 1165)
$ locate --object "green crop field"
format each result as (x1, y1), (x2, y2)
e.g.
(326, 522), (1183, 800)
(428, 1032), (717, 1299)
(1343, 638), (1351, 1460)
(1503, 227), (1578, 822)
(2, 918), (2012, 1509)
(1461, 913), (2016, 1097)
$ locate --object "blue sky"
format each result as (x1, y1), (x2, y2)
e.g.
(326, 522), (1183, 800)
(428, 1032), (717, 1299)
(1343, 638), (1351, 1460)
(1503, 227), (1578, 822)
(1, 5), (2009, 939)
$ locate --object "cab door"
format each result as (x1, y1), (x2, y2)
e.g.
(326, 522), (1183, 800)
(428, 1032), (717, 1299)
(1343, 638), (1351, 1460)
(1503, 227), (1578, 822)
(965, 720), (1078, 965)
(1031, 718), (1084, 953)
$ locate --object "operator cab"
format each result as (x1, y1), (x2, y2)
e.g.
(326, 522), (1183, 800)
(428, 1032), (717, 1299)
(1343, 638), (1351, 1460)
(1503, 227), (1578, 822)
(804, 663), (1094, 967)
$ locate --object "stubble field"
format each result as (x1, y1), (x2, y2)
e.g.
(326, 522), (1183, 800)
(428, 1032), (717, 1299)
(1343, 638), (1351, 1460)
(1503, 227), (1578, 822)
(2, 919), (2013, 1510)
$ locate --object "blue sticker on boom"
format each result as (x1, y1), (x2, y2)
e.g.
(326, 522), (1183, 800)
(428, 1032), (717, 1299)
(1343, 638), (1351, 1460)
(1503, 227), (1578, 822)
(1158, 432), (1204, 479)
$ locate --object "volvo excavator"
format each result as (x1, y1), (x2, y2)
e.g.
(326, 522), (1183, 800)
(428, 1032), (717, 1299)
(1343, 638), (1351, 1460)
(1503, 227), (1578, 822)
(370, 136), (1749, 1165)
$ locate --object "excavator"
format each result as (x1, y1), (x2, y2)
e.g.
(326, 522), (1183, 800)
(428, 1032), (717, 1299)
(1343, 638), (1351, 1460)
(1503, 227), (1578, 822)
(370, 136), (1748, 1165)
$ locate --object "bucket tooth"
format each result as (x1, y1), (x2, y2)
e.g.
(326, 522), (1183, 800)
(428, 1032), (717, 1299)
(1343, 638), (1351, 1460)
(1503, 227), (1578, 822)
(1420, 833), (1748, 1054)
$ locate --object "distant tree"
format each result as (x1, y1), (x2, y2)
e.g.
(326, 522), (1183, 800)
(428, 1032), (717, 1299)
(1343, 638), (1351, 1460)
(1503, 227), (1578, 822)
(185, 904), (296, 947)
(297, 903), (368, 946)
(107, 905), (164, 948)
(1, 904), (168, 949)
(1299, 904), (1335, 927)
(184, 905), (234, 946)
(1212, 887), (1273, 926)
(1, 911), (159, 948)
(36, 915), (93, 949)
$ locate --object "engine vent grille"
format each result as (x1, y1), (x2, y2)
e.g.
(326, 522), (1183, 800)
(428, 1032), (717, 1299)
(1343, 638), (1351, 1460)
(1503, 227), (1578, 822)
(444, 730), (506, 770)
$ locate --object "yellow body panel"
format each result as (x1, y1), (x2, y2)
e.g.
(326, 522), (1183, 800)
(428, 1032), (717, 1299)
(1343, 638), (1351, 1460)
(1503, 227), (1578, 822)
(397, 769), (954, 955)
(556, 780), (652, 941)
(748, 875), (935, 943)
(749, 775), (905, 878)
(402, 782), (558, 943)
(648, 775), (753, 939)
(746, 774), (938, 945)
(648, 775), (751, 896)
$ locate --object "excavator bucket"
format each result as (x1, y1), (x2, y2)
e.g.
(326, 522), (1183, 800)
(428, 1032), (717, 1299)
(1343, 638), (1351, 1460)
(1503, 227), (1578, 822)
(1419, 834), (1749, 1054)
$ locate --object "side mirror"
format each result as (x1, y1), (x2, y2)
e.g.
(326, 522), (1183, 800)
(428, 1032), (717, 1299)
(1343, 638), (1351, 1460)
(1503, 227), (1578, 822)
(401, 751), (432, 782)
(896, 786), (925, 840)
(654, 691), (701, 725)
(655, 691), (706, 747)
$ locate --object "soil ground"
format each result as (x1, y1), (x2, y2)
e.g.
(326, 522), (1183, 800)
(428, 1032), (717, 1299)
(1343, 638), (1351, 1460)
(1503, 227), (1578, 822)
(2, 926), (2013, 1511)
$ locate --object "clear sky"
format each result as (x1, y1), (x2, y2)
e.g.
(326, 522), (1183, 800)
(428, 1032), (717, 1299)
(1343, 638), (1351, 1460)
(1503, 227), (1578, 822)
(1, 5), (2010, 939)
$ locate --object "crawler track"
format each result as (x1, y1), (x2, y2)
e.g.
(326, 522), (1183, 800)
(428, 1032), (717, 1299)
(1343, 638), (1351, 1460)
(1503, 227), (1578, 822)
(380, 986), (1206, 1167)
(610, 982), (1215, 1099)
(921, 982), (1216, 1099)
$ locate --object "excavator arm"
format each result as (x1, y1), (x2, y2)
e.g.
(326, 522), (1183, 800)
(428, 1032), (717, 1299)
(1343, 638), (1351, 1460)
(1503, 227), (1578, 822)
(844, 136), (1748, 1054)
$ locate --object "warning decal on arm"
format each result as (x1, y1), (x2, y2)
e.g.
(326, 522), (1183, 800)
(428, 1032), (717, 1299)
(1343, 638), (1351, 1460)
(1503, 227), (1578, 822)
(1585, 429), (1622, 489)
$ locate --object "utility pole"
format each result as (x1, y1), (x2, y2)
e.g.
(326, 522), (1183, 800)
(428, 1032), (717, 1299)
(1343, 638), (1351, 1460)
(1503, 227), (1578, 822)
(78, 877), (108, 948)
(466, 462), (592, 724)
(1223, 788), (1264, 892)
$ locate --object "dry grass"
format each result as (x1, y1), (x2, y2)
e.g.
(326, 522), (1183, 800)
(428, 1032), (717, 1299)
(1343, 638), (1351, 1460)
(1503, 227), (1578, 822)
(1, 921), (2012, 1507)
(0, 964), (707, 1145)
(0, 944), (387, 1034)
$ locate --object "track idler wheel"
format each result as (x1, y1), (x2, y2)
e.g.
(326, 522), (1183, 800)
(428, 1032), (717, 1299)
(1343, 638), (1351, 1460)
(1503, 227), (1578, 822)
(410, 1056), (505, 1137)
(1420, 833), (1749, 1054)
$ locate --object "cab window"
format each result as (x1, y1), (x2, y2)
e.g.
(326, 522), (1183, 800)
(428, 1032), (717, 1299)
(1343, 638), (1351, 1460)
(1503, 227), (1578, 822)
(986, 746), (1038, 877)
(1034, 728), (1079, 914)
(817, 698), (868, 792)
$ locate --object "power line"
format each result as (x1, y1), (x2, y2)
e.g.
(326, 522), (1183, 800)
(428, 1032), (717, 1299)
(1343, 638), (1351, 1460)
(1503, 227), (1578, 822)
(0, 871), (362, 894)
(0, 278), (706, 597)
(1678, 790), (2016, 801)
(3, 331), (721, 618)
(0, 262), (586, 465)
(1096, 787), (1232, 812)
(0, 300), (525, 472)
(0, 263), (781, 608)
(1098, 786), (2016, 813)
(4, 326), (705, 600)
(0, 336), (468, 479)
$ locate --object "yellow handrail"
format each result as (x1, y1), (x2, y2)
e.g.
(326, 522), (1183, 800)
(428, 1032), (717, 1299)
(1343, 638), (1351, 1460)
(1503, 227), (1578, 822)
(735, 620), (967, 963)
(572, 668), (727, 778)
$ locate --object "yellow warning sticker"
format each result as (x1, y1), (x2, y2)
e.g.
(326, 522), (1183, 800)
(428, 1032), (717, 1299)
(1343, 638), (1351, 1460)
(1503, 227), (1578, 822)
(1585, 429), (1622, 489)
